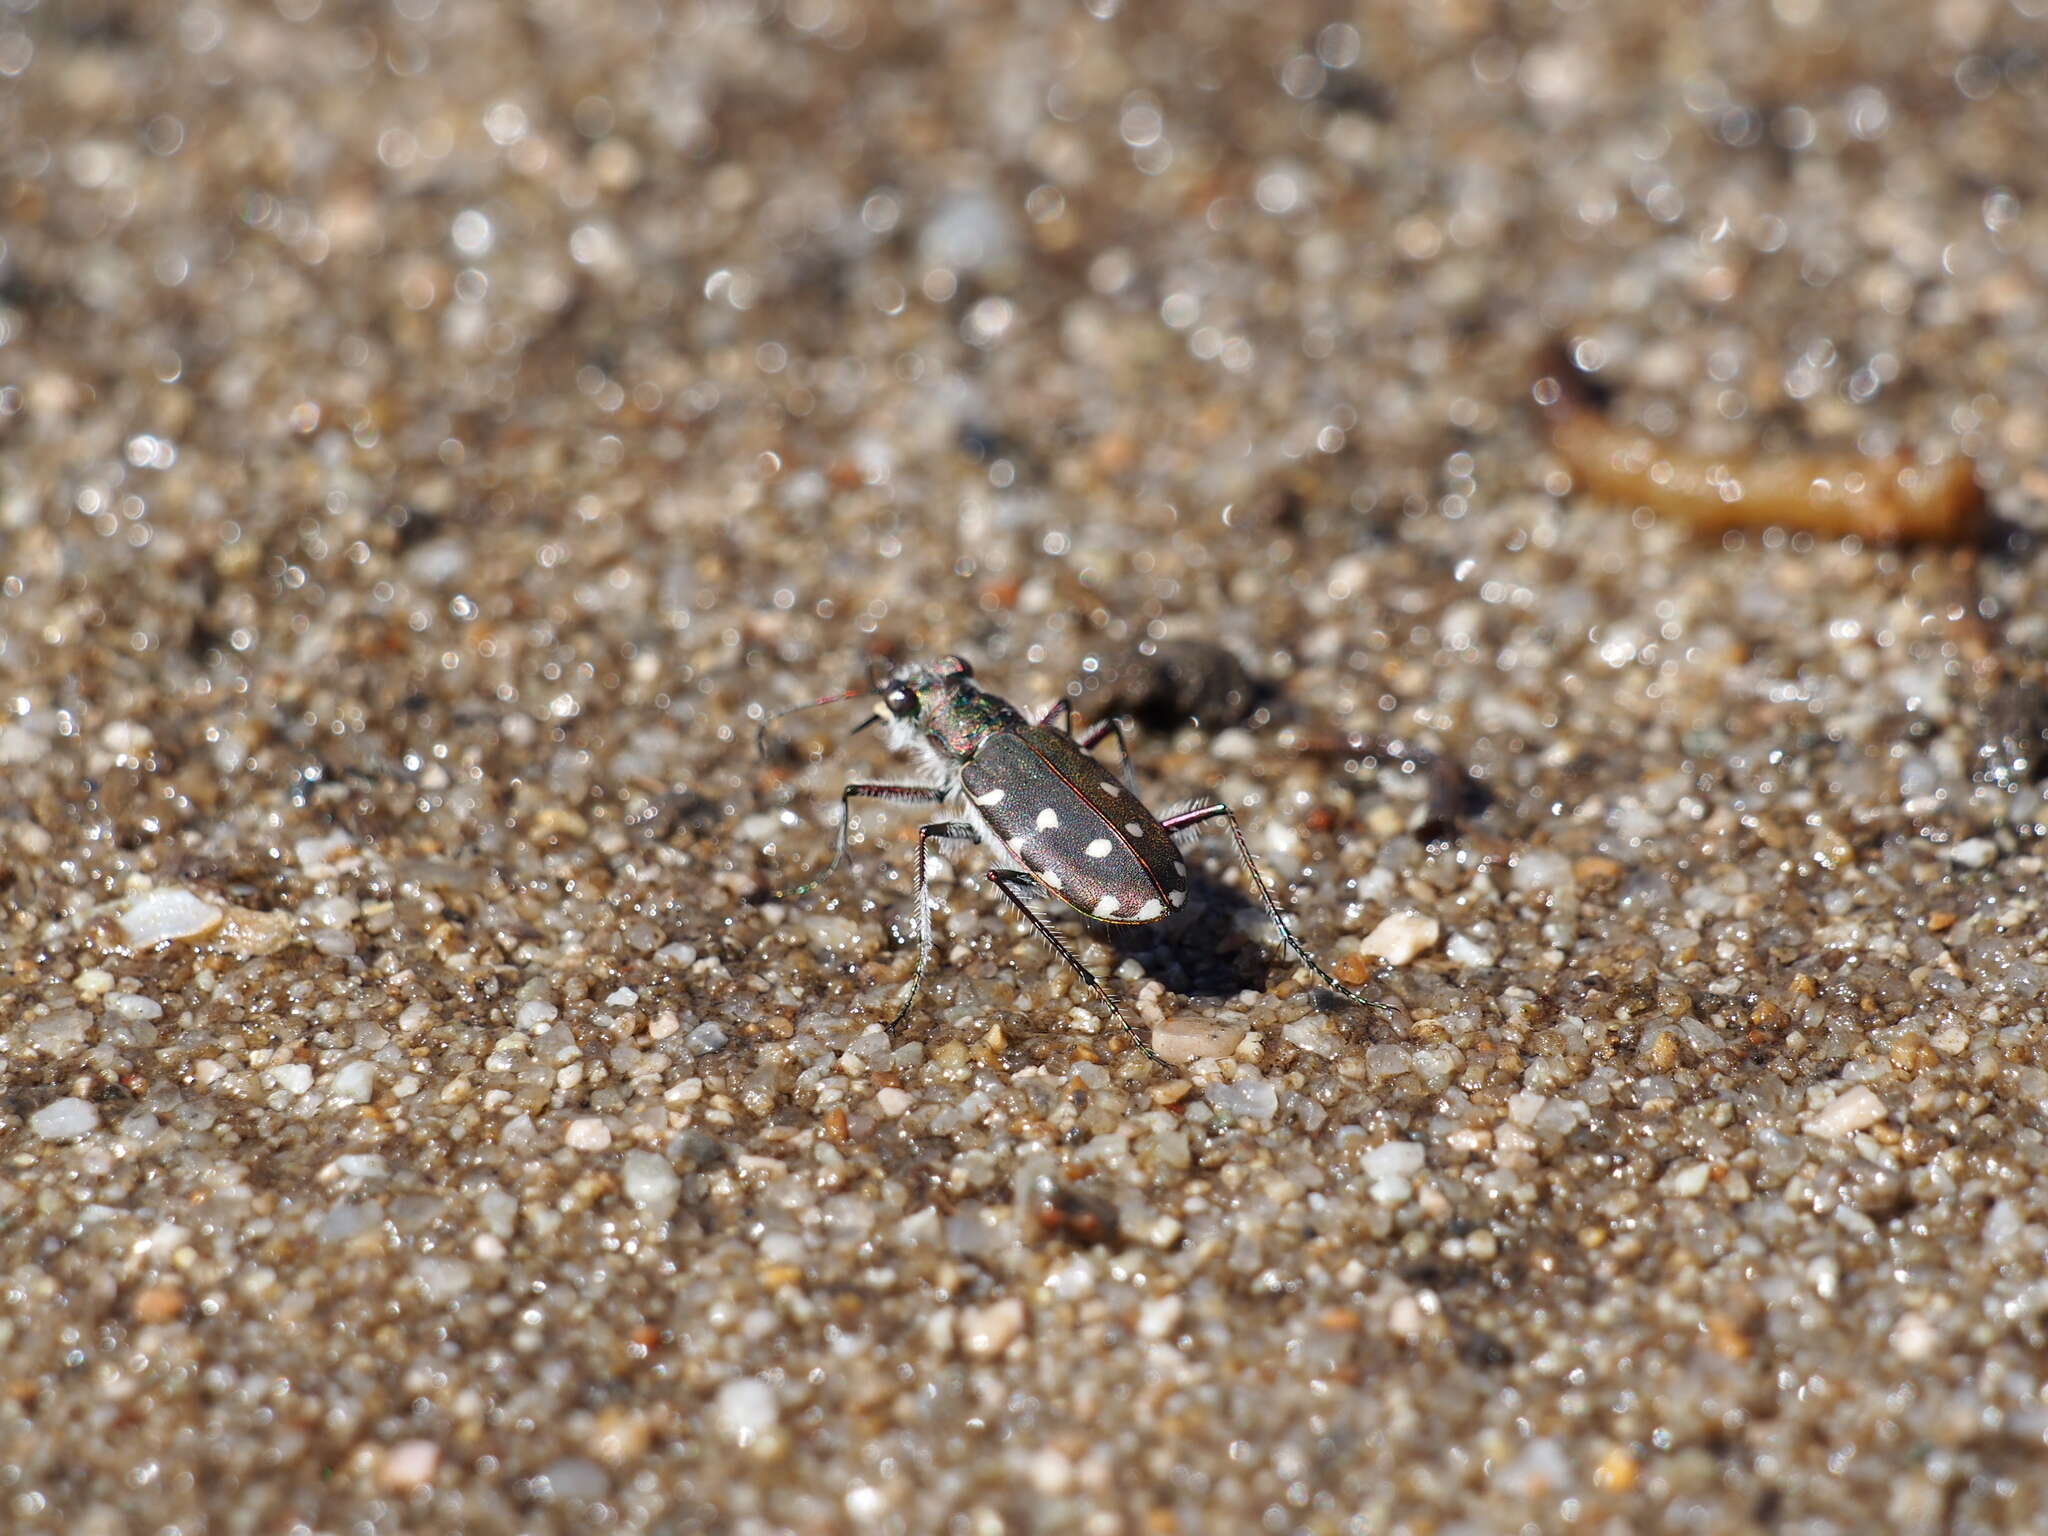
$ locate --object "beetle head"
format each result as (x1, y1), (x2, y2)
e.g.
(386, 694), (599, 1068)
(865, 655), (1013, 760)
(874, 654), (973, 725)
(754, 656), (1000, 764)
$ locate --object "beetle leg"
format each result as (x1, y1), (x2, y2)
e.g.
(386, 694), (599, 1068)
(987, 869), (1166, 1067)
(1160, 799), (1386, 1013)
(1038, 697), (1142, 792)
(884, 821), (983, 1031)
(774, 782), (949, 900)
(1072, 715), (1122, 751)
(1157, 796), (1216, 832)
(1072, 716), (1143, 793)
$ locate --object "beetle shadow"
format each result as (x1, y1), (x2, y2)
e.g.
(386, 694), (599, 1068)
(1093, 865), (1298, 1003)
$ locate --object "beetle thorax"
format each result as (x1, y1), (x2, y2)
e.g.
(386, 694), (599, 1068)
(902, 677), (1022, 764)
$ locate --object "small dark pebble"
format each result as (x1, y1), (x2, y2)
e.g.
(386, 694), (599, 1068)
(1089, 640), (1265, 733)
(1457, 1328), (1515, 1369)
(629, 788), (720, 840)
(1416, 755), (1492, 838)
(1034, 1185), (1121, 1247)
(669, 1129), (728, 1168)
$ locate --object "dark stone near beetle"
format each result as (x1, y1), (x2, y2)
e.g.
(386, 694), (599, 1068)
(1092, 640), (1265, 733)
(1416, 753), (1492, 839)
(670, 1129), (727, 1168)
(1035, 1185), (1120, 1247)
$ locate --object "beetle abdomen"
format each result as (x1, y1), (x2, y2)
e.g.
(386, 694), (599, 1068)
(961, 728), (1188, 924)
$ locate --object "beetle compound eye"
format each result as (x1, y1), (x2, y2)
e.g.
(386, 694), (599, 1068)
(884, 685), (918, 718)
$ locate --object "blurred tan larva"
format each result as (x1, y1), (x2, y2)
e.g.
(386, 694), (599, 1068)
(1534, 345), (1984, 544)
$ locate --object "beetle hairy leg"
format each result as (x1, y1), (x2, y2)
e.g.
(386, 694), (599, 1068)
(1039, 697), (1141, 792)
(884, 821), (983, 1032)
(772, 782), (948, 901)
(987, 869), (1167, 1067)
(1160, 798), (1386, 1014)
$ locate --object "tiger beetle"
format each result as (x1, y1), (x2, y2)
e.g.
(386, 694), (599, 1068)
(756, 654), (1382, 1066)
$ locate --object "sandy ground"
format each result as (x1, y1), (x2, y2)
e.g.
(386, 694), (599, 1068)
(5, 1), (2048, 1531)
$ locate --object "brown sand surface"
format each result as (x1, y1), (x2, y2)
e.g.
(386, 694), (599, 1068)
(4, 2), (2048, 1531)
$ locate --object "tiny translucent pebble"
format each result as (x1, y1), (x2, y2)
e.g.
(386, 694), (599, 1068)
(1802, 1085), (1886, 1139)
(413, 1257), (474, 1301)
(537, 1457), (608, 1500)
(30, 1098), (99, 1140)
(1444, 932), (1499, 968)
(303, 894), (358, 927)
(1666, 1162), (1713, 1197)
(379, 1440), (441, 1493)
(295, 832), (355, 871)
(875, 1087), (914, 1116)
(714, 1377), (780, 1445)
(1136, 1295), (1184, 1340)
(102, 720), (152, 753)
(959, 1298), (1027, 1357)
(1509, 849), (1574, 893)
(0, 723), (43, 764)
(118, 888), (223, 946)
(1359, 911), (1440, 965)
(1369, 1175), (1413, 1206)
(1365, 1042), (1412, 1078)
(1151, 1016), (1246, 1064)
(28, 1011), (88, 1055)
(918, 190), (1018, 276)
(1202, 1074), (1279, 1125)
(564, 1117), (612, 1151)
(319, 1202), (383, 1242)
(1362, 1140), (1426, 1180)
(328, 1061), (375, 1104)
(1890, 1312), (1939, 1361)
(622, 1150), (681, 1216)
(1946, 838), (1995, 869)
(847, 1485), (886, 1521)
(1282, 1017), (1343, 1058)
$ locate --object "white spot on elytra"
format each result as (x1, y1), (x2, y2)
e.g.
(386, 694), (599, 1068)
(1100, 780), (1122, 796)
(1173, 860), (1187, 876)
(1084, 838), (1112, 858)
(1169, 890), (1186, 907)
(1040, 868), (1064, 891)
(1125, 821), (1145, 837)
(1092, 895), (1121, 918)
(1133, 898), (1163, 921)
(973, 786), (1005, 806)
(1036, 807), (1060, 830)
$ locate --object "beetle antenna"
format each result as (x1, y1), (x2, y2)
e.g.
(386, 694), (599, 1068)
(755, 686), (867, 757)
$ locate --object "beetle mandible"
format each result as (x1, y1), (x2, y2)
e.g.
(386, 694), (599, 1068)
(757, 654), (1382, 1064)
